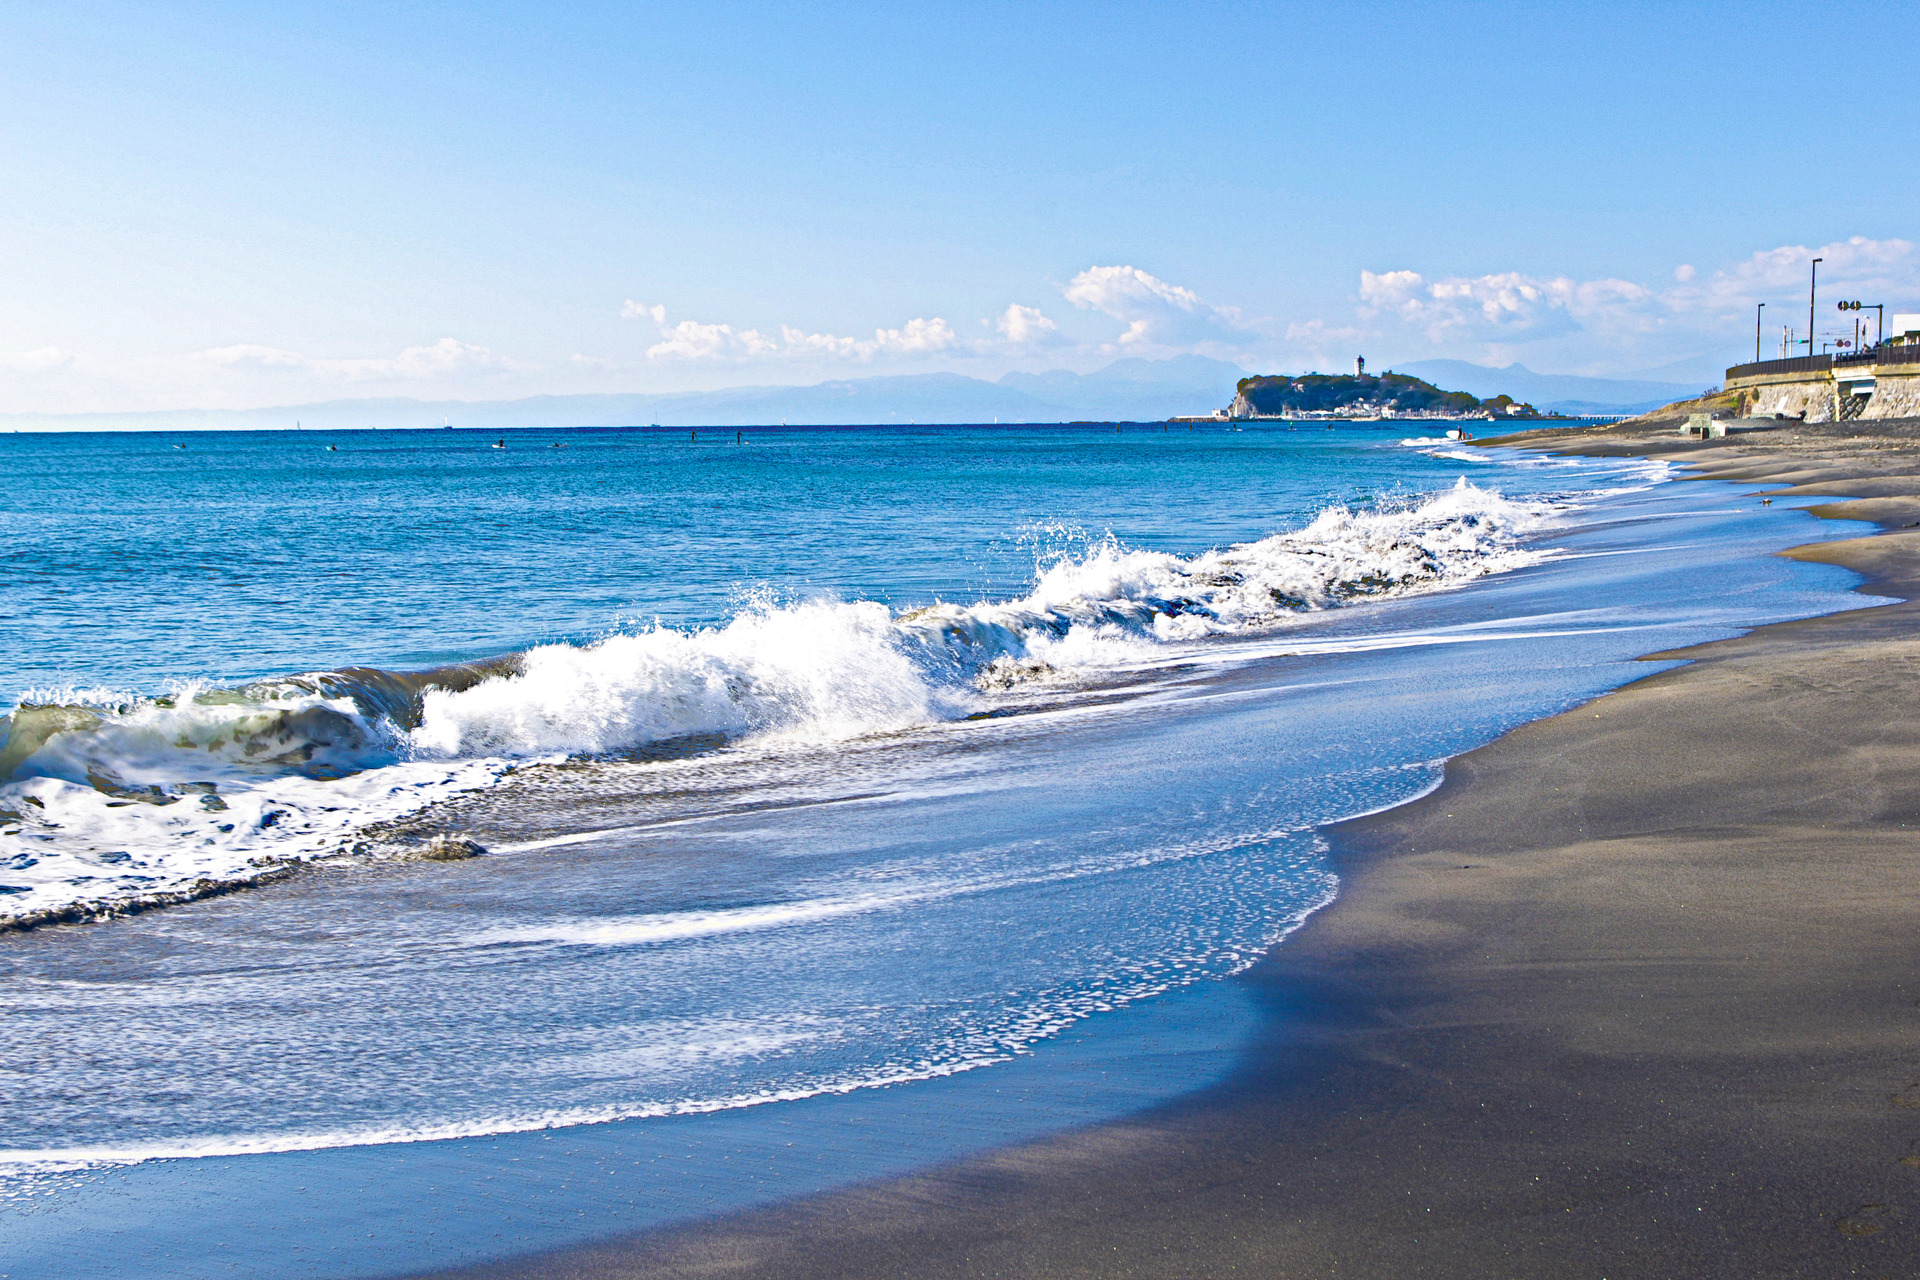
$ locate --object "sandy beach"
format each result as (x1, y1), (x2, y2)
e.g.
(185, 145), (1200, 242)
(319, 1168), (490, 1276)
(415, 417), (1920, 1279)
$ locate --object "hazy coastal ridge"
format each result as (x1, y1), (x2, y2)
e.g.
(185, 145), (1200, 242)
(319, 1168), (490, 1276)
(0, 356), (1703, 433)
(425, 415), (1920, 1280)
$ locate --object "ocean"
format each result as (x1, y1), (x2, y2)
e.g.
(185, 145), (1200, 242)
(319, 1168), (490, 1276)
(0, 422), (1877, 1276)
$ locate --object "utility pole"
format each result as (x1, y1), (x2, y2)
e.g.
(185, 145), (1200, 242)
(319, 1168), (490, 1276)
(1756, 302), (1765, 363)
(1809, 258), (1822, 358)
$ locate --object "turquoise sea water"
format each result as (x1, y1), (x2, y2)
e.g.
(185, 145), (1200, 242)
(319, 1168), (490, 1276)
(0, 422), (1879, 1276)
(2, 423), (1555, 691)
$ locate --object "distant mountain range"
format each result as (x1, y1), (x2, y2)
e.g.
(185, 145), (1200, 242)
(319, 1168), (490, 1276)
(1391, 360), (1708, 415)
(0, 356), (1251, 433)
(0, 354), (1710, 432)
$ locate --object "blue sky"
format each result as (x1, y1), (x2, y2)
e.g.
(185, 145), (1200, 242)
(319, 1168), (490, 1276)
(3, 0), (1915, 412)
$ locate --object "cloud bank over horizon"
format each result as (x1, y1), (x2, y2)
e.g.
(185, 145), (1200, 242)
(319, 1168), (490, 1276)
(5, 3), (1915, 417)
(2, 237), (1914, 416)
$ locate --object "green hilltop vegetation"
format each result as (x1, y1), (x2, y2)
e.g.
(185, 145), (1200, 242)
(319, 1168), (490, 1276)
(1230, 371), (1544, 419)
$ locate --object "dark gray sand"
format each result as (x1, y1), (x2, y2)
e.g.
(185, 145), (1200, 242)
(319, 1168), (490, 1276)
(418, 419), (1920, 1279)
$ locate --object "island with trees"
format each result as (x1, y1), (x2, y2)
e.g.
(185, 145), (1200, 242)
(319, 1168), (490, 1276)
(1225, 370), (1548, 420)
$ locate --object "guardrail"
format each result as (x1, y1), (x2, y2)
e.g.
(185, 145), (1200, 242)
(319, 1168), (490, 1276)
(1725, 354), (1833, 381)
(1836, 344), (1920, 368)
(1730, 346), (1920, 380)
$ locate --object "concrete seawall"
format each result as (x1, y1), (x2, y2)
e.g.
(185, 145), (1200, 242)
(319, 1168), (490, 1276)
(1726, 353), (1920, 422)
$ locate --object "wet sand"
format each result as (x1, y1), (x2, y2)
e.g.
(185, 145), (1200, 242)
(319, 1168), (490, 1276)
(418, 419), (1920, 1279)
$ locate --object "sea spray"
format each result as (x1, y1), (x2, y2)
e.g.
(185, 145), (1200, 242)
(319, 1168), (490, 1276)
(410, 599), (951, 758)
(0, 479), (1552, 929)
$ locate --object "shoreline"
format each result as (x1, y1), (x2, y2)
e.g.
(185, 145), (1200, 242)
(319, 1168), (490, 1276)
(417, 417), (1920, 1277)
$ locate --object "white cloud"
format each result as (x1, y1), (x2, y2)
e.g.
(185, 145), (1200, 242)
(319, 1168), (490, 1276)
(1062, 265), (1252, 349)
(0, 334), (545, 415)
(1282, 318), (1364, 346)
(647, 319), (779, 361)
(1065, 265), (1203, 318)
(630, 301), (960, 363)
(876, 316), (959, 355)
(189, 343), (307, 369)
(0, 346), (78, 373)
(312, 337), (518, 381)
(624, 277), (1244, 368)
(774, 326), (861, 359)
(168, 337), (520, 382)
(30, 239), (1904, 415)
(776, 317), (959, 360)
(1667, 236), (1917, 315)
(1358, 269), (1656, 344)
(995, 303), (1062, 346)
(1328, 235), (1920, 374)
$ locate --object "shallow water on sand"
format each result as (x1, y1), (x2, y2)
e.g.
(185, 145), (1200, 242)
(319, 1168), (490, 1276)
(0, 425), (1881, 1276)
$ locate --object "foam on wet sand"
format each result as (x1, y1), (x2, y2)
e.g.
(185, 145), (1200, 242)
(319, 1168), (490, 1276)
(421, 416), (1920, 1278)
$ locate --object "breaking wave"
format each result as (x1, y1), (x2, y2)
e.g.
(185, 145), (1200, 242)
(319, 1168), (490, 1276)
(0, 478), (1553, 927)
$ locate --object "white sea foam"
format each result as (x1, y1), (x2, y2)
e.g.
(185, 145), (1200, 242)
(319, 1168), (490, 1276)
(409, 477), (1554, 758)
(0, 1049), (1022, 1177)
(0, 851), (1339, 1177)
(479, 892), (919, 948)
(0, 477), (1557, 930)
(411, 599), (953, 758)
(475, 824), (1293, 952)
(0, 760), (514, 928)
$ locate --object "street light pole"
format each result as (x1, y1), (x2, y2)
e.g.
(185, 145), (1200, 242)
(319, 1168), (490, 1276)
(1809, 258), (1822, 358)
(1756, 302), (1765, 363)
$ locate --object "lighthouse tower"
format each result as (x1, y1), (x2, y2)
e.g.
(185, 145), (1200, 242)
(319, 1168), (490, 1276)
(1355, 355), (1366, 377)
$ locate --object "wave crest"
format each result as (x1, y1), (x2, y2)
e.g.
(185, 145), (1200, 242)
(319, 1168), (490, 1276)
(3, 479), (1548, 784)
(0, 478), (1552, 928)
